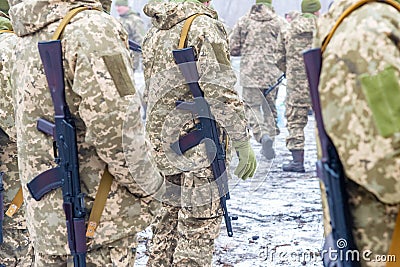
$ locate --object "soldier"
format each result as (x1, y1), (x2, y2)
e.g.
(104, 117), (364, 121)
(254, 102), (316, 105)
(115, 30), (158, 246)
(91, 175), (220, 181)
(115, 0), (145, 71)
(0, 8), (33, 266)
(7, 0), (164, 265)
(314, 0), (400, 266)
(284, 10), (300, 24)
(229, 0), (284, 160)
(142, 0), (256, 266)
(275, 0), (320, 172)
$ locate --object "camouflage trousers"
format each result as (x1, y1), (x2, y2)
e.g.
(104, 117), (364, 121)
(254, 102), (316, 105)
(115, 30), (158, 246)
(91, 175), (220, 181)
(285, 102), (309, 151)
(34, 234), (137, 267)
(348, 180), (399, 267)
(321, 179), (400, 267)
(147, 169), (222, 267)
(243, 87), (279, 142)
(0, 227), (33, 266)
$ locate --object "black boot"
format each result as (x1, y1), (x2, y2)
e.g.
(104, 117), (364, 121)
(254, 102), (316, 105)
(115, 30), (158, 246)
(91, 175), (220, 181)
(282, 150), (305, 172)
(260, 134), (275, 160)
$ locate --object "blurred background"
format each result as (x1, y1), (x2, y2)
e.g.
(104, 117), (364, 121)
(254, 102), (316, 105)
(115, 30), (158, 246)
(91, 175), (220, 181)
(111, 0), (332, 28)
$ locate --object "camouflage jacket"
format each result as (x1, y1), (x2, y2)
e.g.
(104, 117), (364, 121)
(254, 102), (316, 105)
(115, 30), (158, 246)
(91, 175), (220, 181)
(229, 4), (283, 88)
(142, 1), (248, 175)
(275, 13), (316, 105)
(118, 10), (145, 44)
(0, 25), (26, 230)
(8, 0), (164, 255)
(314, 0), (400, 204)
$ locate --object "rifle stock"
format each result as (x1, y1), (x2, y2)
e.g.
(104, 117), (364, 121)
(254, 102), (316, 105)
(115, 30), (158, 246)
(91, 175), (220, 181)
(34, 40), (87, 266)
(172, 47), (237, 237)
(303, 48), (359, 267)
(0, 172), (4, 244)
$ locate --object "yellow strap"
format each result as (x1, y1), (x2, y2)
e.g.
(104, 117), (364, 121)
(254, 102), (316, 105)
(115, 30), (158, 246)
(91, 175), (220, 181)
(5, 186), (23, 217)
(50, 6), (112, 238)
(387, 212), (400, 267)
(178, 13), (205, 49)
(86, 167), (113, 238)
(0, 30), (13, 34)
(52, 6), (101, 40)
(322, 0), (400, 53)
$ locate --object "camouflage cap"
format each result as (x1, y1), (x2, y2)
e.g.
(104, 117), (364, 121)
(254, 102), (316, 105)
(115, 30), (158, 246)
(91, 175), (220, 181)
(115, 0), (128, 6)
(0, 0), (10, 14)
(301, 0), (321, 13)
(256, 0), (272, 4)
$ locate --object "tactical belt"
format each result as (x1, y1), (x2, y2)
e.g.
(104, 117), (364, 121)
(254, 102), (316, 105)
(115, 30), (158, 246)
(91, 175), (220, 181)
(320, 1), (400, 265)
(51, 6), (113, 238)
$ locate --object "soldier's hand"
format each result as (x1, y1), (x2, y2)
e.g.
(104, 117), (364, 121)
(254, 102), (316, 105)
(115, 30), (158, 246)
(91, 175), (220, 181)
(233, 140), (257, 180)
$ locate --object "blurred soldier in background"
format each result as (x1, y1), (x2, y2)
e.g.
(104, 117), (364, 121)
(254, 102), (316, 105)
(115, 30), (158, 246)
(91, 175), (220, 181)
(275, 0), (320, 172)
(115, 0), (146, 43)
(142, 0), (256, 266)
(0, 4), (33, 266)
(115, 0), (145, 70)
(7, 0), (164, 265)
(284, 10), (300, 23)
(314, 0), (400, 266)
(230, 0), (284, 160)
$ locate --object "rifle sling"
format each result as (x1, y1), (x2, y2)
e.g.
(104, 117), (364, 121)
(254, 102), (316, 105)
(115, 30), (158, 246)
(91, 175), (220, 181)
(0, 30), (13, 34)
(86, 168), (113, 238)
(322, 0), (400, 53)
(5, 186), (23, 217)
(51, 6), (102, 41)
(52, 6), (114, 238)
(179, 13), (205, 49)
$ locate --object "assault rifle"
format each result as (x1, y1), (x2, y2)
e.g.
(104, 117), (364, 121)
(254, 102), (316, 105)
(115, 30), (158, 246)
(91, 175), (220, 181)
(0, 172), (4, 244)
(171, 47), (238, 237)
(303, 48), (359, 267)
(27, 40), (87, 267)
(263, 73), (285, 97)
(128, 40), (142, 53)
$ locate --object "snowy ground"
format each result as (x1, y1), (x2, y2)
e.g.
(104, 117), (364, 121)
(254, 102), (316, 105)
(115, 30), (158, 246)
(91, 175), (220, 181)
(133, 63), (325, 267)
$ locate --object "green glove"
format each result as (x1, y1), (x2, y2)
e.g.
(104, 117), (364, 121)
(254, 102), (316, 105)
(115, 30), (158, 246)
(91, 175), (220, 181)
(0, 17), (12, 31)
(233, 140), (257, 180)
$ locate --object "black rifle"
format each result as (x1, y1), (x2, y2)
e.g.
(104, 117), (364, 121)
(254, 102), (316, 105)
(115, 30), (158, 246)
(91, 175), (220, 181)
(263, 73), (285, 97)
(128, 39), (142, 53)
(27, 40), (87, 267)
(0, 172), (4, 244)
(171, 47), (238, 237)
(303, 48), (359, 267)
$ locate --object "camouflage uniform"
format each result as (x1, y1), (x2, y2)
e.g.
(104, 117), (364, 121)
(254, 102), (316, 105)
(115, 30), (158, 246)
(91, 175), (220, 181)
(314, 0), (400, 266)
(275, 4), (318, 171)
(229, 2), (283, 144)
(7, 0), (164, 265)
(142, 1), (250, 266)
(116, 0), (146, 71)
(0, 13), (33, 267)
(118, 10), (145, 45)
